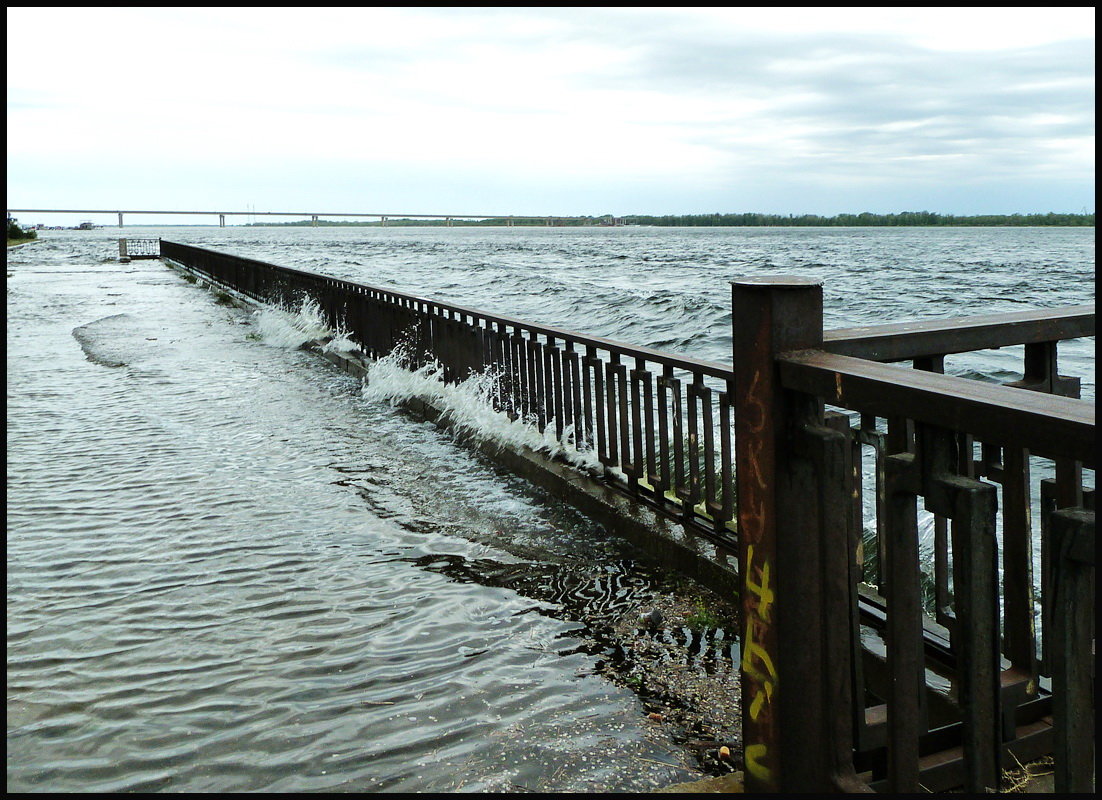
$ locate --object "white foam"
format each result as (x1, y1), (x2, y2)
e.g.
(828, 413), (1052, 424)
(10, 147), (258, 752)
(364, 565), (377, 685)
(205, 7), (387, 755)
(322, 332), (361, 354)
(362, 342), (605, 474)
(254, 297), (335, 349)
(251, 294), (605, 474)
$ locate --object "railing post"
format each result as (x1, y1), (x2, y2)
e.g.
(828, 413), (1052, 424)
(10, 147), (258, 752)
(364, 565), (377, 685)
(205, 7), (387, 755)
(1048, 507), (1095, 793)
(733, 276), (860, 792)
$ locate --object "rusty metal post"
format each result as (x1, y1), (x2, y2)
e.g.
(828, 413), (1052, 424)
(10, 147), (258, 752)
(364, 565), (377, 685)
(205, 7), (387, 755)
(733, 276), (843, 792)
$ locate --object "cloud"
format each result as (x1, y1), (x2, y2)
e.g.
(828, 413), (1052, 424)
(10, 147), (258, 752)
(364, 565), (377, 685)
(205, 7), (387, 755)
(5, 7), (1094, 215)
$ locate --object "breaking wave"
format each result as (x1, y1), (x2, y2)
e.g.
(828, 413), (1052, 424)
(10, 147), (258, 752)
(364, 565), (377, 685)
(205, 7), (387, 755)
(250, 294), (605, 473)
(362, 342), (605, 474)
(253, 296), (335, 348)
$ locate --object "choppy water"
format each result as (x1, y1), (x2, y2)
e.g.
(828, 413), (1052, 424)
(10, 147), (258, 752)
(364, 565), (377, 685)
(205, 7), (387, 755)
(134, 224), (1094, 391)
(6, 226), (1094, 792)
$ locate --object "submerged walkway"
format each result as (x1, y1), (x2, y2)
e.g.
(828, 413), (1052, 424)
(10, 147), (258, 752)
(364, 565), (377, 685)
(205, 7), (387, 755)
(7, 239), (745, 792)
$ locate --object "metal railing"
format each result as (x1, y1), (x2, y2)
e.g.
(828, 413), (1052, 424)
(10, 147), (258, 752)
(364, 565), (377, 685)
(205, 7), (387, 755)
(156, 240), (1095, 793)
(119, 238), (161, 260)
(159, 239), (740, 543)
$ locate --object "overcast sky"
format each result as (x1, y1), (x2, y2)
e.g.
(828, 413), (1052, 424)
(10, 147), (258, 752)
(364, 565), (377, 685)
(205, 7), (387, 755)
(6, 7), (1095, 225)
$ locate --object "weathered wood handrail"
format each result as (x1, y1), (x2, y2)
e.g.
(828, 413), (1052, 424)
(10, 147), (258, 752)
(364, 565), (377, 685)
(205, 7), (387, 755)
(824, 305), (1095, 362)
(778, 350), (1094, 466)
(733, 276), (1094, 793)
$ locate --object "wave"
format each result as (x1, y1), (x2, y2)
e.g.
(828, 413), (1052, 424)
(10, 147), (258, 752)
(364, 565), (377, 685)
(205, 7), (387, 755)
(253, 297), (337, 349)
(361, 343), (604, 475)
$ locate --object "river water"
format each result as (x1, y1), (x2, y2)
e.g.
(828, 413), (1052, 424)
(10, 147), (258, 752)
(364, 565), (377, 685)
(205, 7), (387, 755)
(6, 226), (1094, 792)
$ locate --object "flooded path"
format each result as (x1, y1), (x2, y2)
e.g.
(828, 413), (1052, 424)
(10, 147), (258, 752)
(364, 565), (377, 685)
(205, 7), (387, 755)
(7, 238), (732, 792)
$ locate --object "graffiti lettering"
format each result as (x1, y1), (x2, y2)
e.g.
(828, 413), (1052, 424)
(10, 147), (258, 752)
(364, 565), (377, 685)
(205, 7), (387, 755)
(742, 543), (777, 782)
(744, 544), (774, 622)
(745, 744), (772, 781)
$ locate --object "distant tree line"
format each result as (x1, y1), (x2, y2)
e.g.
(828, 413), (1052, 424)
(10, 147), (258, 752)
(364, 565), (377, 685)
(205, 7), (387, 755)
(246, 216), (616, 227)
(246, 211), (1094, 228)
(619, 211), (1095, 227)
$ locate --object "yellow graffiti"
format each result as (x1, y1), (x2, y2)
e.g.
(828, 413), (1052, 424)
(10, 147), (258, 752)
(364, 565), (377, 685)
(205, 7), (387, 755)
(742, 542), (777, 783)
(744, 544), (774, 622)
(737, 353), (778, 787)
(745, 744), (772, 781)
(741, 624), (777, 681)
(749, 680), (774, 720)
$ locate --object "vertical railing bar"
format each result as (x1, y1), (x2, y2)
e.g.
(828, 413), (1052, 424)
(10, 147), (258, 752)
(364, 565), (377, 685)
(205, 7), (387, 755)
(700, 382), (718, 520)
(592, 349), (609, 466)
(686, 376), (702, 519)
(671, 375), (685, 498)
(518, 327), (531, 419)
(884, 453), (924, 793)
(811, 418), (866, 791)
(837, 415), (876, 757)
(492, 321), (507, 412)
(719, 385), (734, 525)
(945, 474), (1001, 793)
(531, 333), (546, 432)
(605, 355), (620, 469)
(656, 367), (673, 498)
(1001, 446), (1037, 680)
(617, 359), (631, 478)
(583, 346), (598, 454)
(551, 340), (565, 441)
(567, 344), (583, 450)
(543, 335), (556, 437)
(629, 358), (645, 484)
(512, 325), (525, 418)
(642, 367), (657, 493)
(523, 330), (534, 421)
(1038, 478), (1057, 675)
(559, 342), (573, 444)
(1048, 508), (1095, 793)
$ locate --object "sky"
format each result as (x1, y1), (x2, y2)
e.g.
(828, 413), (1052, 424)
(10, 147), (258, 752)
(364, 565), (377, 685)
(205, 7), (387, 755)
(6, 7), (1095, 226)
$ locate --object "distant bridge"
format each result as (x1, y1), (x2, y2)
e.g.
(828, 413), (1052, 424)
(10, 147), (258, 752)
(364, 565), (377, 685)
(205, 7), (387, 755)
(6, 208), (624, 228)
